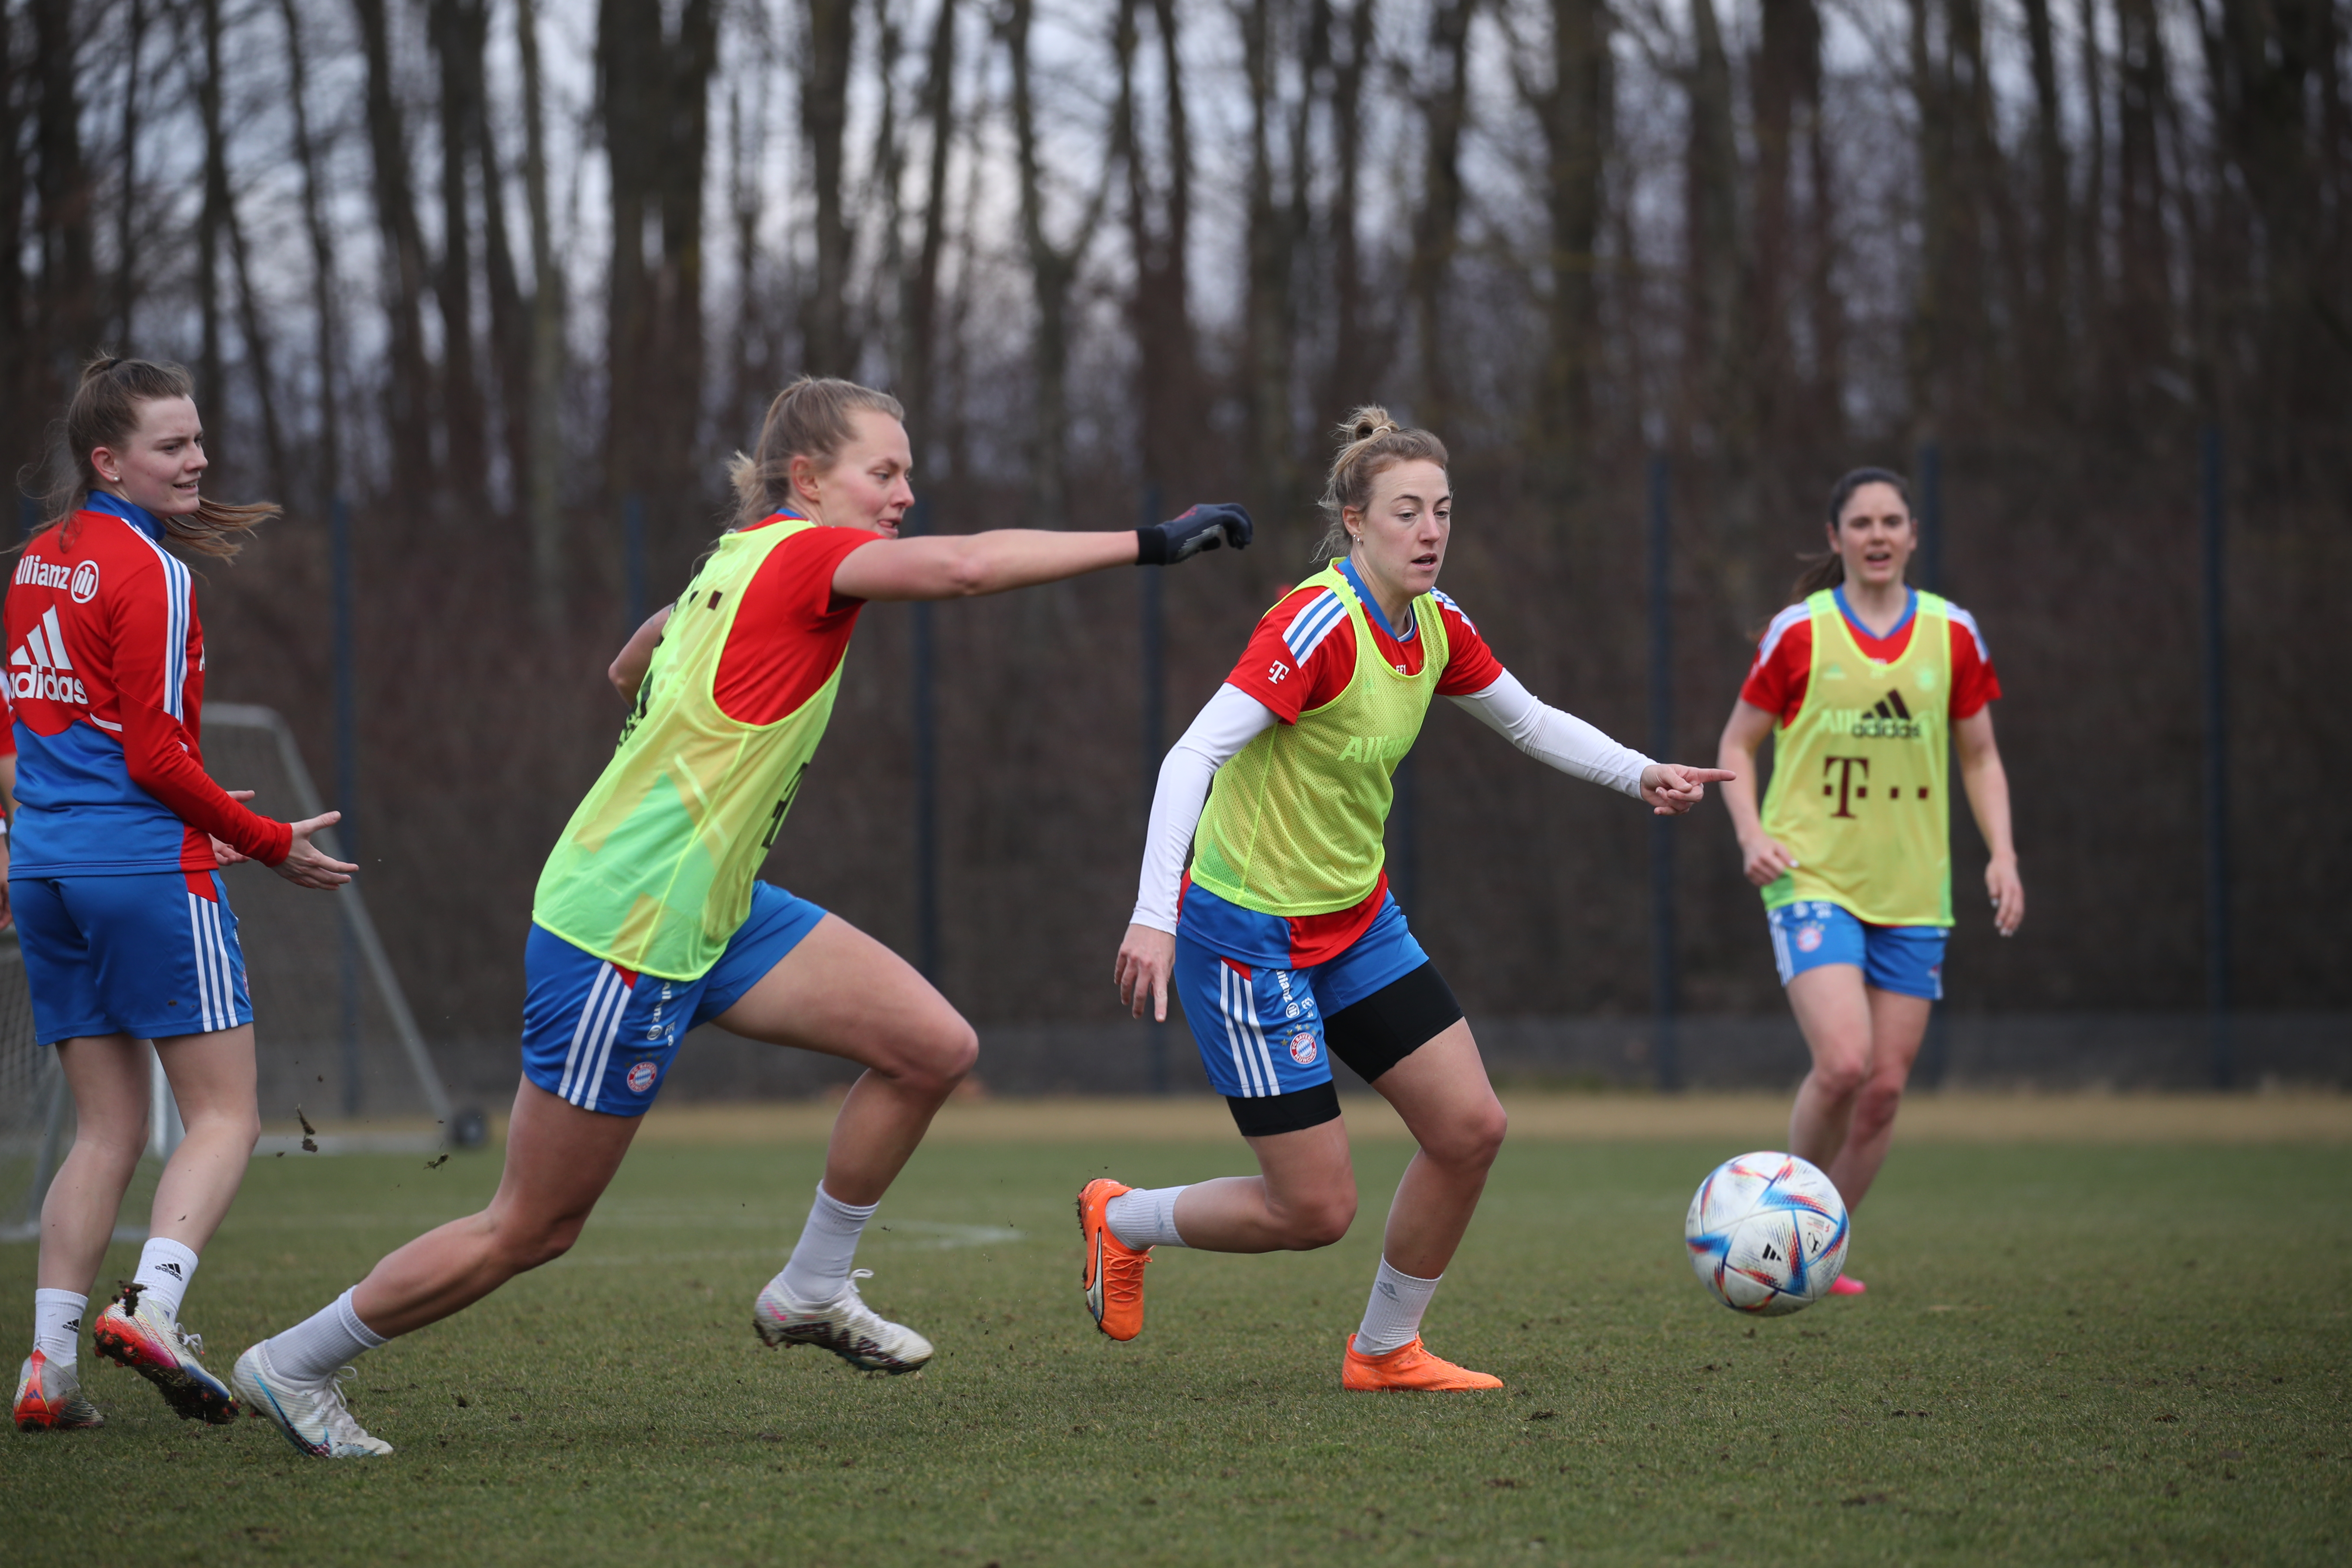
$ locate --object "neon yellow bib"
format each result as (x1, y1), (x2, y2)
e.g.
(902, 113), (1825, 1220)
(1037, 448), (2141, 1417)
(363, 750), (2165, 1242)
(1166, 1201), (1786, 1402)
(533, 518), (845, 979)
(1191, 564), (1450, 917)
(1758, 589), (1954, 927)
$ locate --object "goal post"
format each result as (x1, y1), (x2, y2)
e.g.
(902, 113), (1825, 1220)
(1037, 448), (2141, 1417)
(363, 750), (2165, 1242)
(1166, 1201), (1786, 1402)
(0, 704), (456, 1241)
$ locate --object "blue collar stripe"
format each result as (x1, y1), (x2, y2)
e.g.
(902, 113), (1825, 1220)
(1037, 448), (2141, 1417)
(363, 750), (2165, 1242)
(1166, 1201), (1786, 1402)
(1833, 585), (1916, 643)
(1338, 559), (1415, 643)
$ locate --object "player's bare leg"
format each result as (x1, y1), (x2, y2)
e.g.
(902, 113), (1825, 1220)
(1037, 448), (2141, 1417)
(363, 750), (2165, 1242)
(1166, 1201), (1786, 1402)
(1786, 965), (1875, 1179)
(1365, 1020), (1507, 1280)
(1820, 987), (1931, 1209)
(1164, 1121), (1358, 1252)
(712, 913), (973, 1372)
(352, 1081), (640, 1336)
(709, 913), (977, 1205)
(49, 1029), (258, 1424)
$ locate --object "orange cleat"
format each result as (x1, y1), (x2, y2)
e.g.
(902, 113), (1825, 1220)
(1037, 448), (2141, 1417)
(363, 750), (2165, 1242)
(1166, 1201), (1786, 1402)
(1076, 1178), (1152, 1341)
(1341, 1335), (1503, 1392)
(14, 1350), (103, 1432)
(1829, 1275), (1868, 1296)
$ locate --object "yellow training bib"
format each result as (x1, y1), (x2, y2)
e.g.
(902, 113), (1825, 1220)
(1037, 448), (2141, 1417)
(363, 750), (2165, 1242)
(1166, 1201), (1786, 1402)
(1757, 590), (1954, 927)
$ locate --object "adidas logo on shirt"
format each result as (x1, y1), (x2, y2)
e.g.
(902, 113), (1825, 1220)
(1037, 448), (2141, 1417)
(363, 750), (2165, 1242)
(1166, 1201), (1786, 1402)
(9, 606), (89, 706)
(1833, 687), (1922, 740)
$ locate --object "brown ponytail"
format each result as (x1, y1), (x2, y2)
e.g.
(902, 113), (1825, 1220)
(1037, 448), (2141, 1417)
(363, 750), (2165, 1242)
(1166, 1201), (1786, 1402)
(1788, 466), (1914, 602)
(725, 376), (906, 529)
(1311, 406), (1450, 560)
(29, 353), (277, 559)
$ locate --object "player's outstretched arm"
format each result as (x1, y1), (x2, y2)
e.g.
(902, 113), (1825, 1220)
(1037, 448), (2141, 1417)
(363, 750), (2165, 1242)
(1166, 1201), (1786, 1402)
(1717, 699), (1794, 885)
(1449, 672), (1731, 816)
(834, 503), (1252, 603)
(610, 608), (673, 703)
(1955, 707), (2024, 935)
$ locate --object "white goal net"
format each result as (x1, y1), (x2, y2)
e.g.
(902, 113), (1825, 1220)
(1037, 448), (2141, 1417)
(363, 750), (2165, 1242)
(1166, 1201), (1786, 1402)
(0, 703), (453, 1241)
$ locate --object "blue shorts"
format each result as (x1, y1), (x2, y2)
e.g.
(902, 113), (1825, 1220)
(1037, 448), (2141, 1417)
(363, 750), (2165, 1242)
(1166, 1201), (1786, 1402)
(1174, 892), (1434, 1102)
(1767, 900), (1946, 1001)
(12, 870), (254, 1045)
(521, 881), (830, 1116)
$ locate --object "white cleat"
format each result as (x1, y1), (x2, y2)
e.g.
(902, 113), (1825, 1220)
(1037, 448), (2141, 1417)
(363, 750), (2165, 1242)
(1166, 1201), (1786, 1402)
(232, 1342), (393, 1459)
(752, 1268), (934, 1374)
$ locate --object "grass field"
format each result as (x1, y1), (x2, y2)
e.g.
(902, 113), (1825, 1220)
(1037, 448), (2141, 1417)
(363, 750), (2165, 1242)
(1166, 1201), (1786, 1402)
(4, 1093), (2348, 1565)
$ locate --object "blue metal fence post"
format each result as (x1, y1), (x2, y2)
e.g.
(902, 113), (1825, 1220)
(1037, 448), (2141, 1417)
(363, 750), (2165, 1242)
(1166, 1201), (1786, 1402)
(1914, 441), (1950, 1089)
(18, 495), (37, 542)
(1647, 455), (1679, 1091)
(908, 498), (940, 984)
(2202, 426), (2232, 1088)
(622, 492), (648, 631)
(1139, 485), (1168, 1093)
(331, 496), (362, 1113)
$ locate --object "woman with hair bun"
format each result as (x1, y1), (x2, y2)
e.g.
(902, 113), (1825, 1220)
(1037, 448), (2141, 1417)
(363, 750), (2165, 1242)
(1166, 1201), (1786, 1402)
(1715, 469), (2021, 1295)
(1085, 409), (1730, 1390)
(237, 377), (1252, 1458)
(12, 355), (355, 1434)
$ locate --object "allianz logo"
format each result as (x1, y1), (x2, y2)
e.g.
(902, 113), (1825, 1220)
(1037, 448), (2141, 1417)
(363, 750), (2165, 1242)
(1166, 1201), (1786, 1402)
(1335, 732), (1412, 763)
(13, 556), (98, 602)
(10, 606), (90, 706)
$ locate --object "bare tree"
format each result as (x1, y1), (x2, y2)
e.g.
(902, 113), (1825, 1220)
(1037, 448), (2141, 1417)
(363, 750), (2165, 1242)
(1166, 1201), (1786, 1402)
(1113, 0), (1203, 493)
(278, 0), (343, 505)
(431, 0), (490, 502)
(1003, 0), (1110, 529)
(353, 0), (438, 490)
(1522, 0), (1611, 499)
(902, 0), (962, 464)
(802, 0), (858, 377)
(1406, 0), (1473, 432)
(516, 0), (567, 625)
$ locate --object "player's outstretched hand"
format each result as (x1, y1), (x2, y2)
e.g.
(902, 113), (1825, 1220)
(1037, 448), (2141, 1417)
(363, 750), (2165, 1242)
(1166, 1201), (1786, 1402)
(274, 811), (358, 890)
(1116, 923), (1177, 1023)
(1987, 854), (2025, 937)
(1641, 763), (1734, 818)
(1140, 503), (1253, 564)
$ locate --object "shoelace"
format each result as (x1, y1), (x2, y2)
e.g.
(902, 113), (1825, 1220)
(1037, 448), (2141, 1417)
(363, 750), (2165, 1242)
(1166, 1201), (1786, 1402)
(315, 1367), (372, 1444)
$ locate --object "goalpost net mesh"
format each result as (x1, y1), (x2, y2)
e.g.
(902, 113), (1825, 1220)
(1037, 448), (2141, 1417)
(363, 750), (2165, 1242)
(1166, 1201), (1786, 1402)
(1, 704), (453, 1240)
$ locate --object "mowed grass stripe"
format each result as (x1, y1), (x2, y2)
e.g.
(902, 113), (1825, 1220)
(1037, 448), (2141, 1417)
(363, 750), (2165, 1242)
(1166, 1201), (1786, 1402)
(3, 1134), (2345, 1565)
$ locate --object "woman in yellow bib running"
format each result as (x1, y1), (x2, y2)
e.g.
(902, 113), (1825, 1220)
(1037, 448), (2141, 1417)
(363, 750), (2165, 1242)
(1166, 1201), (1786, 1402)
(1715, 468), (2024, 1295)
(1084, 410), (1730, 1390)
(232, 378), (1252, 1456)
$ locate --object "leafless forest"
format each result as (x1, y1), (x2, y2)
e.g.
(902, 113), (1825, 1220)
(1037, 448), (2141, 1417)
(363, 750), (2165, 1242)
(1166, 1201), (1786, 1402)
(1, 0), (2345, 1050)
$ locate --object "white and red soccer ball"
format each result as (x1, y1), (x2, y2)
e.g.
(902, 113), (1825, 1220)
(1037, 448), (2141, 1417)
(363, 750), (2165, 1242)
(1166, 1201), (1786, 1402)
(1684, 1151), (1850, 1315)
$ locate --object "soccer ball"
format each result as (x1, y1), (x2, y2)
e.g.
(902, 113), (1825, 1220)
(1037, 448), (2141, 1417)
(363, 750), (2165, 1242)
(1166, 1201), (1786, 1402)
(1684, 1151), (1850, 1315)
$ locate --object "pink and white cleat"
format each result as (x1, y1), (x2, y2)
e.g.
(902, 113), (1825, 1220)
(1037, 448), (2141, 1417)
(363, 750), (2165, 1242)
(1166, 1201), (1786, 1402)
(91, 1285), (239, 1424)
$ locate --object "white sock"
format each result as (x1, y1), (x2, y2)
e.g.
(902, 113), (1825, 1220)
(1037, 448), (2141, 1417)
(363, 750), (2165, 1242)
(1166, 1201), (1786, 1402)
(1105, 1185), (1190, 1250)
(1354, 1258), (1441, 1356)
(264, 1288), (389, 1385)
(33, 1289), (86, 1370)
(775, 1185), (879, 1306)
(133, 1238), (200, 1320)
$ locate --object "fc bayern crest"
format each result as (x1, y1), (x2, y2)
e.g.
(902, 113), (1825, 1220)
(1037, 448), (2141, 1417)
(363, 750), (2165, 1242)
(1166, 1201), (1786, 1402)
(625, 1060), (658, 1093)
(1288, 1033), (1318, 1066)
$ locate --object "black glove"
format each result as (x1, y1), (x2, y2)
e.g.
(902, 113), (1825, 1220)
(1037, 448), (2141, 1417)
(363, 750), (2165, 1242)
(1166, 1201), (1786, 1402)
(1138, 502), (1253, 565)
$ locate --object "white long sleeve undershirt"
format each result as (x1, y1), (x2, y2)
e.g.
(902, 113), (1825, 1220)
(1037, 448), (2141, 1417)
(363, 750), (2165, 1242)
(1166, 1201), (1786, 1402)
(1128, 672), (1656, 934)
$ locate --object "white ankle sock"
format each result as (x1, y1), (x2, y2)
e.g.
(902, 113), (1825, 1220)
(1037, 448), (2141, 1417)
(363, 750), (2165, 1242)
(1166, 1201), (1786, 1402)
(33, 1289), (86, 1369)
(775, 1185), (879, 1306)
(1354, 1258), (1441, 1356)
(265, 1288), (388, 1385)
(1105, 1185), (1189, 1250)
(133, 1238), (200, 1320)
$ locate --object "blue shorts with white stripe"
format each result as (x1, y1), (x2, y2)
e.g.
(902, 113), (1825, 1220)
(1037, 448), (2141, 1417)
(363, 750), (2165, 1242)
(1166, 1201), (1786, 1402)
(1172, 893), (1429, 1102)
(518, 880), (830, 1117)
(13, 869), (253, 1044)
